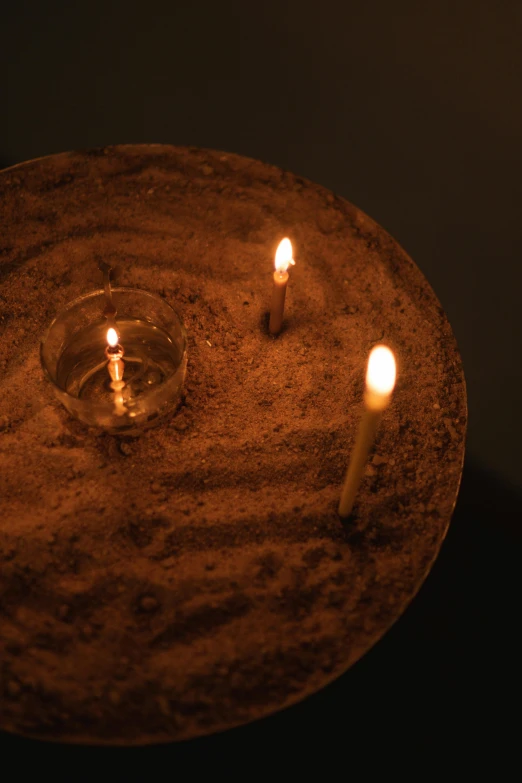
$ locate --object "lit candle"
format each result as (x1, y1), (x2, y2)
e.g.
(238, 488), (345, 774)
(269, 238), (295, 335)
(105, 328), (125, 383)
(338, 345), (397, 518)
(105, 327), (126, 415)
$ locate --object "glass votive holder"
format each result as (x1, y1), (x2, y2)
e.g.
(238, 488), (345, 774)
(40, 288), (187, 433)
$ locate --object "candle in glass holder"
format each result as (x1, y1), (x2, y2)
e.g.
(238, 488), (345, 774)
(338, 345), (397, 518)
(269, 238), (295, 335)
(41, 288), (187, 431)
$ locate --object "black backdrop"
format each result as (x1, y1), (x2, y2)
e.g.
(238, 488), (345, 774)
(1, 0), (521, 773)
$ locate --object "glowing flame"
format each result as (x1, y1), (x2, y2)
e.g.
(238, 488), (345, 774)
(366, 345), (396, 396)
(274, 238), (295, 274)
(107, 327), (119, 348)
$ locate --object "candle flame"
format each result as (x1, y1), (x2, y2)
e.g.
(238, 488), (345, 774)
(107, 327), (119, 348)
(366, 345), (396, 396)
(274, 238), (295, 274)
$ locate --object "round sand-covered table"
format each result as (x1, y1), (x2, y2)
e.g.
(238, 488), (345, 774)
(0, 145), (466, 743)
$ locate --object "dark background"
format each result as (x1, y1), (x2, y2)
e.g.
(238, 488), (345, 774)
(1, 0), (520, 773)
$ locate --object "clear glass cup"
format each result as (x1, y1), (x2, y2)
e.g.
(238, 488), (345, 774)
(40, 288), (187, 433)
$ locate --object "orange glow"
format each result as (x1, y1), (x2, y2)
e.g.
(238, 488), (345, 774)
(366, 345), (396, 396)
(274, 238), (295, 274)
(107, 327), (119, 347)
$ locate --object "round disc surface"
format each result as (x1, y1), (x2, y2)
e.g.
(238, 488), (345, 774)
(0, 145), (466, 743)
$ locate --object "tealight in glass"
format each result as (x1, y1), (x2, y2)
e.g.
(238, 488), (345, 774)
(40, 287), (187, 433)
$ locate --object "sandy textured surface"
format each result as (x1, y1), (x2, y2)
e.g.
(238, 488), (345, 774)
(0, 145), (466, 743)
